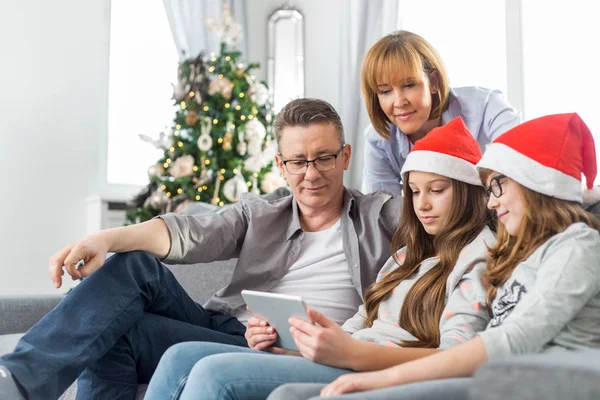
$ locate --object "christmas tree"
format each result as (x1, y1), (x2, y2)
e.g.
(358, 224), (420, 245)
(126, 5), (286, 225)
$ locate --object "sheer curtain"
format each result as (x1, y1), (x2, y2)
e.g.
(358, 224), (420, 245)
(338, 0), (399, 190)
(163, 0), (248, 61)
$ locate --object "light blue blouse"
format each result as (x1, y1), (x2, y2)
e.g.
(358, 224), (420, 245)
(363, 86), (522, 195)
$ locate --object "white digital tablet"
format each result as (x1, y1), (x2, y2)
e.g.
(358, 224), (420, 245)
(241, 290), (311, 352)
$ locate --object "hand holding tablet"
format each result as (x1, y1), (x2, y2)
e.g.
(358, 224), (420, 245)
(241, 290), (312, 352)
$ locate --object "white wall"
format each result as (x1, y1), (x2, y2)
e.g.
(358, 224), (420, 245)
(0, 0), (111, 295)
(0, 0), (343, 295)
(245, 0), (343, 111)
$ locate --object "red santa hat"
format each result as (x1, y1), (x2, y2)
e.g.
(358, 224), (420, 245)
(477, 113), (597, 204)
(401, 117), (482, 186)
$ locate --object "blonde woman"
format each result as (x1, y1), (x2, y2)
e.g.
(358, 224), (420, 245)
(361, 30), (521, 195)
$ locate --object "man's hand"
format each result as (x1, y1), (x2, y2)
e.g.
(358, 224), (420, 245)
(49, 233), (110, 288)
(320, 368), (399, 397)
(245, 315), (278, 350)
(289, 308), (357, 369)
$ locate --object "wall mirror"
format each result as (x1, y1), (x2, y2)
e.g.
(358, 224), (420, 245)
(267, 5), (305, 112)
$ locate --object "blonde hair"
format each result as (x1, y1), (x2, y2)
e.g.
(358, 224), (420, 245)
(361, 31), (450, 140)
(362, 177), (491, 348)
(479, 169), (600, 304)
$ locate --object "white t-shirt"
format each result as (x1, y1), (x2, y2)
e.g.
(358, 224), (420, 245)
(233, 219), (362, 325)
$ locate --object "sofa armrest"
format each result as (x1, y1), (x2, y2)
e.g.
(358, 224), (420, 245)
(471, 349), (600, 400)
(0, 295), (63, 335)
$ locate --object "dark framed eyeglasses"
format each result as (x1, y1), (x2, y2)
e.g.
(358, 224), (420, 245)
(486, 174), (507, 198)
(281, 144), (346, 175)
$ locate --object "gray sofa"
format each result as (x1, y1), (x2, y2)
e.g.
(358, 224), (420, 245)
(2, 200), (599, 400)
(0, 259), (236, 399)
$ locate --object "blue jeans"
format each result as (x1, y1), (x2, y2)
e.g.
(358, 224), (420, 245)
(0, 251), (247, 400)
(145, 342), (352, 400)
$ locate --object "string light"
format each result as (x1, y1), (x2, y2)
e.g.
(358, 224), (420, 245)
(176, 124), (181, 129)
(205, 160), (211, 165)
(166, 158), (172, 163)
(218, 138), (223, 144)
(189, 92), (195, 98)
(170, 147), (175, 152)
(239, 93), (245, 98)
(163, 162), (169, 168)
(197, 187), (203, 192)
(253, 173), (258, 178)
(177, 141), (183, 147)
(203, 185), (208, 190)
(240, 115), (246, 120)
(177, 188), (183, 194)
(180, 102), (186, 110)
(225, 56), (231, 61)
(211, 56), (217, 62)
(235, 105), (241, 111)
(220, 175), (225, 181)
(230, 124), (236, 129)
(233, 168), (238, 174)
(174, 131), (179, 136)
(219, 201), (224, 206)
(218, 74), (223, 79)
(247, 182), (252, 187)
(193, 166), (199, 172)
(248, 115), (254, 120)
(252, 108), (259, 115)
(213, 119), (219, 124)
(209, 66), (215, 72)
(225, 103), (230, 108)
(166, 192), (172, 197)
(229, 83), (235, 88)
(203, 106), (209, 111)
(196, 195), (201, 200)
(161, 185), (167, 190)
(220, 169), (226, 174)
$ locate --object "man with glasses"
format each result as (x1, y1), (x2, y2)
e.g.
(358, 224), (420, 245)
(0, 99), (402, 400)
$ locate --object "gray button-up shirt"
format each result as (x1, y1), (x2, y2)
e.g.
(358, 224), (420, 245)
(160, 187), (402, 314)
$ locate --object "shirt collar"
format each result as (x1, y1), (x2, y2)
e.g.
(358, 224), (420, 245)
(285, 187), (356, 241)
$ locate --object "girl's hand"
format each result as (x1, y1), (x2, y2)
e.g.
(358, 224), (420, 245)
(320, 368), (398, 396)
(245, 315), (278, 350)
(289, 308), (357, 369)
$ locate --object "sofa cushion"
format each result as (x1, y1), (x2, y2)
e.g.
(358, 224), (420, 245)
(471, 349), (600, 400)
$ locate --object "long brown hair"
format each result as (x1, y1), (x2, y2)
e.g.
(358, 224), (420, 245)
(362, 176), (490, 348)
(361, 30), (450, 140)
(479, 169), (600, 305)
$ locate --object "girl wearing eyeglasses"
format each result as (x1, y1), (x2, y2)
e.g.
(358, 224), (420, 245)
(276, 113), (600, 400)
(143, 117), (498, 400)
(361, 30), (521, 196)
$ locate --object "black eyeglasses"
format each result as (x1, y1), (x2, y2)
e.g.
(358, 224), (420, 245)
(486, 174), (507, 198)
(281, 145), (346, 175)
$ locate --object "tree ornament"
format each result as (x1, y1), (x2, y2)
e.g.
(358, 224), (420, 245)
(244, 119), (267, 141)
(169, 155), (195, 178)
(208, 77), (233, 100)
(247, 137), (263, 156)
(197, 118), (213, 151)
(185, 111), (199, 126)
(222, 132), (233, 151)
(203, 3), (244, 46)
(236, 140), (247, 156)
(244, 155), (262, 173)
(222, 174), (249, 202)
(248, 81), (269, 106)
(146, 188), (169, 209)
(147, 163), (165, 178)
(261, 171), (287, 193)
